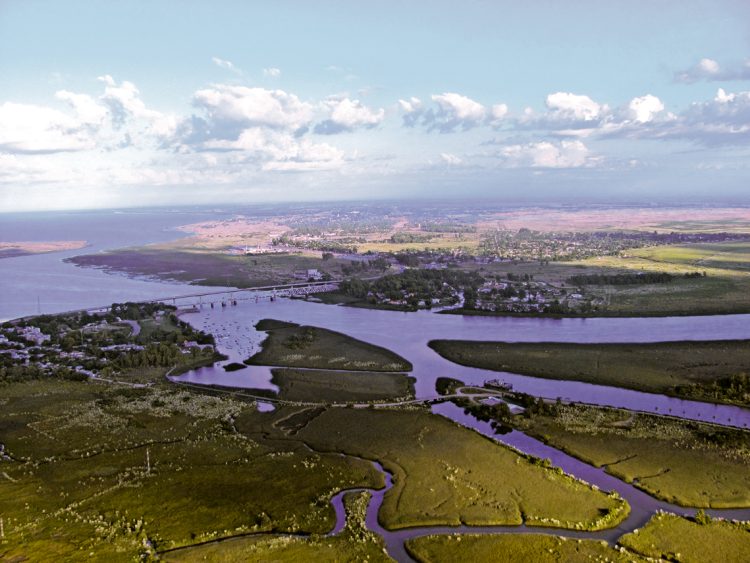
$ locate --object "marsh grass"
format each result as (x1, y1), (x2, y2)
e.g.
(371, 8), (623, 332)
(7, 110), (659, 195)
(246, 320), (412, 372)
(429, 339), (750, 407)
(515, 404), (750, 507)
(295, 408), (629, 531)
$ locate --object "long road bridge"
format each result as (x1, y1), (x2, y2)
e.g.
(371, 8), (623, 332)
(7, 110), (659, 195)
(14, 280), (343, 322)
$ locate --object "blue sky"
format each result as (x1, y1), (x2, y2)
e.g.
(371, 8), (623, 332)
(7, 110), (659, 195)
(1, 0), (750, 211)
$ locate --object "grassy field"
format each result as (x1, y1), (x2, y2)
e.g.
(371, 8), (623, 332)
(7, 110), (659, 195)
(272, 368), (414, 403)
(246, 320), (412, 372)
(428, 339), (750, 407)
(514, 404), (750, 507)
(619, 511), (750, 562)
(0, 379), (383, 560)
(294, 408), (629, 530)
(406, 533), (642, 562)
(162, 491), (392, 562)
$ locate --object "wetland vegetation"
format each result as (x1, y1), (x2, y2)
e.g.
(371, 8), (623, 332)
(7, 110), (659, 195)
(246, 319), (412, 372)
(514, 403), (750, 507)
(429, 339), (750, 407)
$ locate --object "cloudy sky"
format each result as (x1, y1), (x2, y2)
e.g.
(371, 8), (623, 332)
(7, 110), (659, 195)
(2, 0), (750, 211)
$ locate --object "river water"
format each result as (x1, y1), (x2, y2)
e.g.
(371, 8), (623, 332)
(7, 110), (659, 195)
(0, 208), (233, 321)
(175, 297), (750, 428)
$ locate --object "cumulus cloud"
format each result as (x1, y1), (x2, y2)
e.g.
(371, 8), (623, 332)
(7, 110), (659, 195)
(263, 67), (282, 78)
(675, 58), (750, 83)
(428, 92), (486, 132)
(0, 102), (96, 154)
(601, 89), (750, 145)
(546, 92), (603, 121)
(54, 90), (107, 127)
(498, 140), (595, 168)
(399, 97), (423, 127)
(314, 97), (384, 134)
(627, 94), (665, 123)
(399, 92), (491, 132)
(191, 85), (314, 135)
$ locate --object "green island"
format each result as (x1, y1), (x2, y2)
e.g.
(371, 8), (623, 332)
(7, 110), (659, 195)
(406, 512), (750, 563)
(512, 403), (750, 507)
(246, 319), (413, 372)
(429, 339), (750, 407)
(271, 368), (414, 403)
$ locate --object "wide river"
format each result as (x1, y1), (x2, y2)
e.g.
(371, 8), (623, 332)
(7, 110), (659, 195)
(0, 208), (233, 321)
(176, 296), (750, 429)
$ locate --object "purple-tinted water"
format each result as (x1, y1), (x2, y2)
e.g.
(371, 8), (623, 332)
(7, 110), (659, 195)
(175, 298), (750, 429)
(0, 209), (234, 321)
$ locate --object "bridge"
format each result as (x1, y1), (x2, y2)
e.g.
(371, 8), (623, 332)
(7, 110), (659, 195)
(13, 280), (343, 322)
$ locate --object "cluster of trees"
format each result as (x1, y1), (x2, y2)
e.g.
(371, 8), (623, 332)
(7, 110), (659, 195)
(506, 273), (534, 281)
(0, 361), (86, 383)
(421, 223), (476, 233)
(110, 302), (175, 320)
(389, 232), (434, 244)
(340, 257), (389, 276)
(675, 372), (749, 406)
(568, 271), (706, 286)
(112, 342), (185, 369)
(272, 234), (358, 253)
(283, 327), (317, 350)
(339, 269), (485, 310)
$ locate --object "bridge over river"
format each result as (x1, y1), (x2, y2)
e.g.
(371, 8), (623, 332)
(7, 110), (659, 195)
(13, 280), (342, 322)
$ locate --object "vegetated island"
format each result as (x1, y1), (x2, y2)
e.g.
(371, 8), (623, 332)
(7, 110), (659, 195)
(246, 319), (413, 372)
(0, 240), (88, 259)
(429, 339), (750, 407)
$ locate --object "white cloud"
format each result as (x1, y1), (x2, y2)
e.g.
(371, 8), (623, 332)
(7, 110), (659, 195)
(627, 94), (665, 123)
(430, 92), (486, 131)
(440, 152), (462, 165)
(490, 103), (509, 120)
(399, 92), (486, 132)
(498, 140), (595, 168)
(212, 57), (241, 73)
(399, 97), (423, 127)
(55, 90), (107, 126)
(545, 92), (603, 121)
(263, 67), (282, 78)
(675, 57), (750, 83)
(314, 98), (385, 134)
(0, 102), (96, 154)
(192, 85), (314, 133)
(601, 88), (750, 145)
